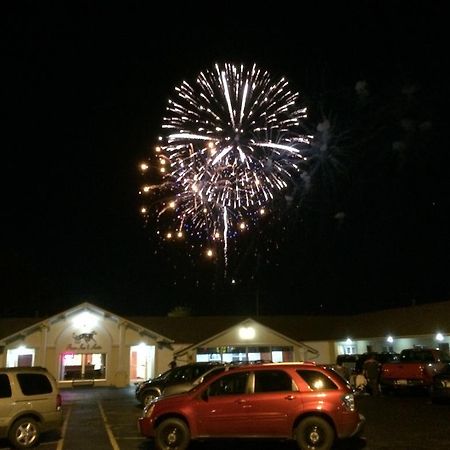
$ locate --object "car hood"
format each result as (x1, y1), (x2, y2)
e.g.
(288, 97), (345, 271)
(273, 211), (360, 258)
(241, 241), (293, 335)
(154, 390), (196, 407)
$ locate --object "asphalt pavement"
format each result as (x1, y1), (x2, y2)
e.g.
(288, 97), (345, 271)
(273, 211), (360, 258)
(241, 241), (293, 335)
(1, 387), (449, 450)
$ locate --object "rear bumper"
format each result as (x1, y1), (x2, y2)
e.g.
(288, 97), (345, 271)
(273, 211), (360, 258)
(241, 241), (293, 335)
(381, 379), (430, 389)
(39, 410), (63, 434)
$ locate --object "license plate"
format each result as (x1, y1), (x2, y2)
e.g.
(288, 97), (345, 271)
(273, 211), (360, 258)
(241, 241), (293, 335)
(395, 379), (407, 385)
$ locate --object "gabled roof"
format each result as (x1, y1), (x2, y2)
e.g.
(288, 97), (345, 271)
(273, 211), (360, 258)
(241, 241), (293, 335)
(126, 300), (450, 343)
(1, 300), (449, 345)
(0, 318), (43, 342)
(0, 302), (173, 346)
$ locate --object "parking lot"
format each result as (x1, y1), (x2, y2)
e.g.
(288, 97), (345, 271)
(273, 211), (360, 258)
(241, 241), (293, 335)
(1, 387), (449, 450)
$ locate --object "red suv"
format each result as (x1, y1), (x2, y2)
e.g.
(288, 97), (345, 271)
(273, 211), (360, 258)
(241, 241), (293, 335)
(138, 362), (365, 450)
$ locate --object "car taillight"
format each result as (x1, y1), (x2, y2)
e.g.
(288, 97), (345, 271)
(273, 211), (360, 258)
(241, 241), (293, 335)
(56, 393), (62, 410)
(342, 393), (355, 412)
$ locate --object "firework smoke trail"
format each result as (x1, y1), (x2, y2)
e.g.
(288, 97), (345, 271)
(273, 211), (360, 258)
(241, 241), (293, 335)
(140, 63), (312, 266)
(223, 207), (228, 273)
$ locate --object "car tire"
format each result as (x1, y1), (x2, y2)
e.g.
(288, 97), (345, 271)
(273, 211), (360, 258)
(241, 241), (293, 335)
(8, 417), (40, 449)
(155, 417), (190, 450)
(295, 416), (334, 450)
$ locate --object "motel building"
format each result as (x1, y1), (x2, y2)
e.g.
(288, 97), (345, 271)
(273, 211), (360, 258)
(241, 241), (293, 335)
(0, 303), (174, 387)
(0, 301), (449, 387)
(0, 303), (318, 387)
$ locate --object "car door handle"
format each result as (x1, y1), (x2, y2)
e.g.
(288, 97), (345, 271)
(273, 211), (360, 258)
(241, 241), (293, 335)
(284, 395), (296, 400)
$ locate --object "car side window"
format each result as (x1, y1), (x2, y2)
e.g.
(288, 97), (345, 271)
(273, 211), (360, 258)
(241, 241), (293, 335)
(254, 370), (294, 393)
(0, 374), (12, 398)
(296, 369), (338, 390)
(208, 372), (249, 396)
(171, 367), (190, 382)
(17, 373), (53, 395)
(193, 365), (209, 378)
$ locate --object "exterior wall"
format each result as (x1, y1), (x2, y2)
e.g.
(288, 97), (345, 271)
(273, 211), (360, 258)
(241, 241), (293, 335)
(123, 327), (173, 379)
(303, 341), (334, 364)
(158, 343), (187, 373)
(177, 322), (316, 363)
(181, 344), (313, 364)
(0, 308), (173, 388)
(293, 347), (306, 362)
(199, 323), (292, 348)
(46, 347), (58, 380)
(332, 334), (448, 358)
(0, 329), (44, 373)
(383, 336), (444, 352)
(54, 313), (117, 387)
(2, 304), (448, 388)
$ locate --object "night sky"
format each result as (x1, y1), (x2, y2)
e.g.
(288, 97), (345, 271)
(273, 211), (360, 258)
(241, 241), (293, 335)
(3, 2), (449, 318)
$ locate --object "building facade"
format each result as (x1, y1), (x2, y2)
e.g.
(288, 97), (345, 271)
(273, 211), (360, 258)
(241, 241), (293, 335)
(1, 301), (449, 387)
(0, 303), (174, 387)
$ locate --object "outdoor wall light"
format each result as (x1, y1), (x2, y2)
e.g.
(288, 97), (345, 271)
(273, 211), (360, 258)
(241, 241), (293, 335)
(72, 311), (98, 331)
(239, 326), (255, 340)
(345, 338), (352, 345)
(435, 332), (444, 341)
(387, 335), (394, 343)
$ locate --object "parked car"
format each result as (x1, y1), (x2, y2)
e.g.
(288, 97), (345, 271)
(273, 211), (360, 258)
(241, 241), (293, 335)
(135, 362), (221, 406)
(138, 362), (365, 450)
(431, 364), (450, 403)
(380, 348), (450, 394)
(0, 366), (62, 449)
(335, 354), (360, 375)
(162, 364), (228, 397)
(162, 361), (271, 397)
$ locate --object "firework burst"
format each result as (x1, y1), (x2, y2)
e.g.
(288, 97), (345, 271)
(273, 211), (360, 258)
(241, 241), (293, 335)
(140, 63), (311, 262)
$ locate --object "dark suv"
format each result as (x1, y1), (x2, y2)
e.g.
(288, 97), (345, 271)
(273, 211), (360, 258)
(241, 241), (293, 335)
(138, 362), (365, 450)
(135, 362), (221, 406)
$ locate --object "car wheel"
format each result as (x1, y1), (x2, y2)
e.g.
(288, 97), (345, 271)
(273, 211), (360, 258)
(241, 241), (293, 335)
(155, 417), (190, 450)
(141, 390), (158, 406)
(8, 417), (40, 449)
(295, 416), (334, 450)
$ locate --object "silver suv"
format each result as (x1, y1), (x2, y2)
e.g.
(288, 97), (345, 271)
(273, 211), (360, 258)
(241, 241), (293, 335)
(0, 367), (62, 449)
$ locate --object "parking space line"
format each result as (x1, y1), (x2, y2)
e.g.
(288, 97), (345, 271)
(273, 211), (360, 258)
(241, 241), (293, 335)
(116, 437), (144, 440)
(56, 405), (71, 450)
(98, 401), (120, 450)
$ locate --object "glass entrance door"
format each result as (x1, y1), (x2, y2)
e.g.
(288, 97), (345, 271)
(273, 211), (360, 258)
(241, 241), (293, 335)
(60, 353), (106, 380)
(130, 345), (155, 383)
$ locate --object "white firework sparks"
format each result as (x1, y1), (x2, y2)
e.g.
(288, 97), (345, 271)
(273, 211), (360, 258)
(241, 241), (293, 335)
(140, 63), (312, 261)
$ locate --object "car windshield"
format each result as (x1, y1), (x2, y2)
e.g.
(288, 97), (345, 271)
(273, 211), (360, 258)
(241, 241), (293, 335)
(153, 368), (173, 381)
(193, 367), (226, 386)
(187, 367), (228, 394)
